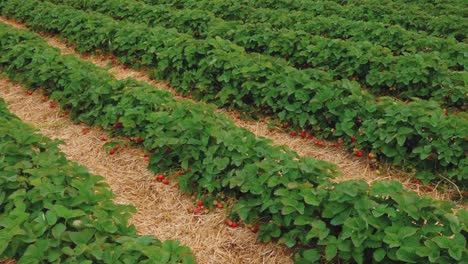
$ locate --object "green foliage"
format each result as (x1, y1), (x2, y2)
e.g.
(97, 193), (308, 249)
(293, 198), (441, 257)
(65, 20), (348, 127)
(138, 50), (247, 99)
(1, 0), (466, 185)
(50, 0), (466, 105)
(141, 0), (466, 62)
(0, 22), (466, 264)
(0, 99), (195, 263)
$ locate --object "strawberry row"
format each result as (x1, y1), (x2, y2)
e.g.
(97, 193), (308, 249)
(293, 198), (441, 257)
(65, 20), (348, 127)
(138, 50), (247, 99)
(50, 0), (466, 107)
(205, 0), (466, 39)
(140, 0), (467, 65)
(2, 0), (466, 184)
(0, 99), (195, 263)
(333, 0), (467, 17)
(1, 21), (467, 264)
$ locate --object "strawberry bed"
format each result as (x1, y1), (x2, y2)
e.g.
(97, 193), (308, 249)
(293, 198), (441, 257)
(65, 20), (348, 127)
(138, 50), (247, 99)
(1, 0), (467, 186)
(50, 0), (466, 106)
(0, 22), (466, 264)
(140, 0), (467, 63)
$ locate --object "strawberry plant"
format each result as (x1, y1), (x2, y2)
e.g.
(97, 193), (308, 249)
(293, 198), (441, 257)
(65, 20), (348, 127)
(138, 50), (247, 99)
(1, 0), (466, 184)
(0, 22), (466, 264)
(51, 0), (466, 106)
(141, 0), (466, 63)
(0, 99), (195, 263)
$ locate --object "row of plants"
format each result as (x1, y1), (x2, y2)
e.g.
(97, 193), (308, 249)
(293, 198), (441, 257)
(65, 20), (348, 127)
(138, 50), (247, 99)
(203, 0), (467, 39)
(49, 0), (466, 107)
(1, 21), (467, 264)
(332, 0), (467, 17)
(2, 0), (467, 185)
(140, 0), (467, 65)
(0, 101), (195, 263)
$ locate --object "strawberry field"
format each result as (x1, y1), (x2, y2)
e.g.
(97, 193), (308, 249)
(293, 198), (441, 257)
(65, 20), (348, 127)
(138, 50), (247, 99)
(0, 0), (466, 263)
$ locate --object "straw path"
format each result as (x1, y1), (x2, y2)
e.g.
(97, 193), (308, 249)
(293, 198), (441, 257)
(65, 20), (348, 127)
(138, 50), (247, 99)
(0, 17), (461, 203)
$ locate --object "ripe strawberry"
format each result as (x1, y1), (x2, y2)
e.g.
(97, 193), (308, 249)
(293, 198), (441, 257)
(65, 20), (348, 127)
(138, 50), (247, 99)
(332, 142), (340, 148)
(196, 201), (203, 208)
(82, 128), (90, 135)
(225, 219), (232, 226)
(300, 131), (307, 139)
(109, 149), (115, 155)
(231, 222), (238, 228)
(113, 122), (123, 128)
(26, 90), (33, 95)
(282, 123), (289, 129)
(314, 141), (325, 147)
(351, 136), (357, 142)
(216, 203), (224, 209)
(123, 65), (128, 70)
(356, 151), (364, 157)
(193, 208), (201, 214)
(156, 174), (165, 182)
(307, 134), (314, 140)
(108, 55), (114, 60)
(134, 137), (143, 143)
(114, 145), (121, 150)
(411, 178), (421, 185)
(252, 225), (260, 233)
(290, 131), (297, 137)
(100, 136), (107, 141)
(162, 179), (170, 185)
(49, 103), (55, 109)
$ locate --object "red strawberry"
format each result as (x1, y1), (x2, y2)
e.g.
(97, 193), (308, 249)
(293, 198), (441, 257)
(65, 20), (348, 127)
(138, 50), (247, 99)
(162, 179), (170, 185)
(411, 178), (421, 185)
(282, 123), (289, 129)
(300, 131), (307, 139)
(216, 203), (224, 209)
(351, 136), (357, 142)
(49, 103), (55, 109)
(134, 137), (143, 143)
(314, 141), (325, 147)
(290, 131), (297, 137)
(252, 225), (260, 233)
(225, 219), (232, 226)
(196, 201), (203, 208)
(123, 65), (128, 70)
(231, 222), (238, 228)
(109, 149), (115, 155)
(26, 90), (33, 95)
(156, 174), (165, 182)
(108, 55), (114, 60)
(82, 128), (90, 135)
(356, 151), (364, 157)
(332, 142), (340, 148)
(193, 208), (201, 214)
(307, 134), (314, 140)
(100, 136), (107, 141)
(114, 145), (121, 150)
(113, 122), (123, 128)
